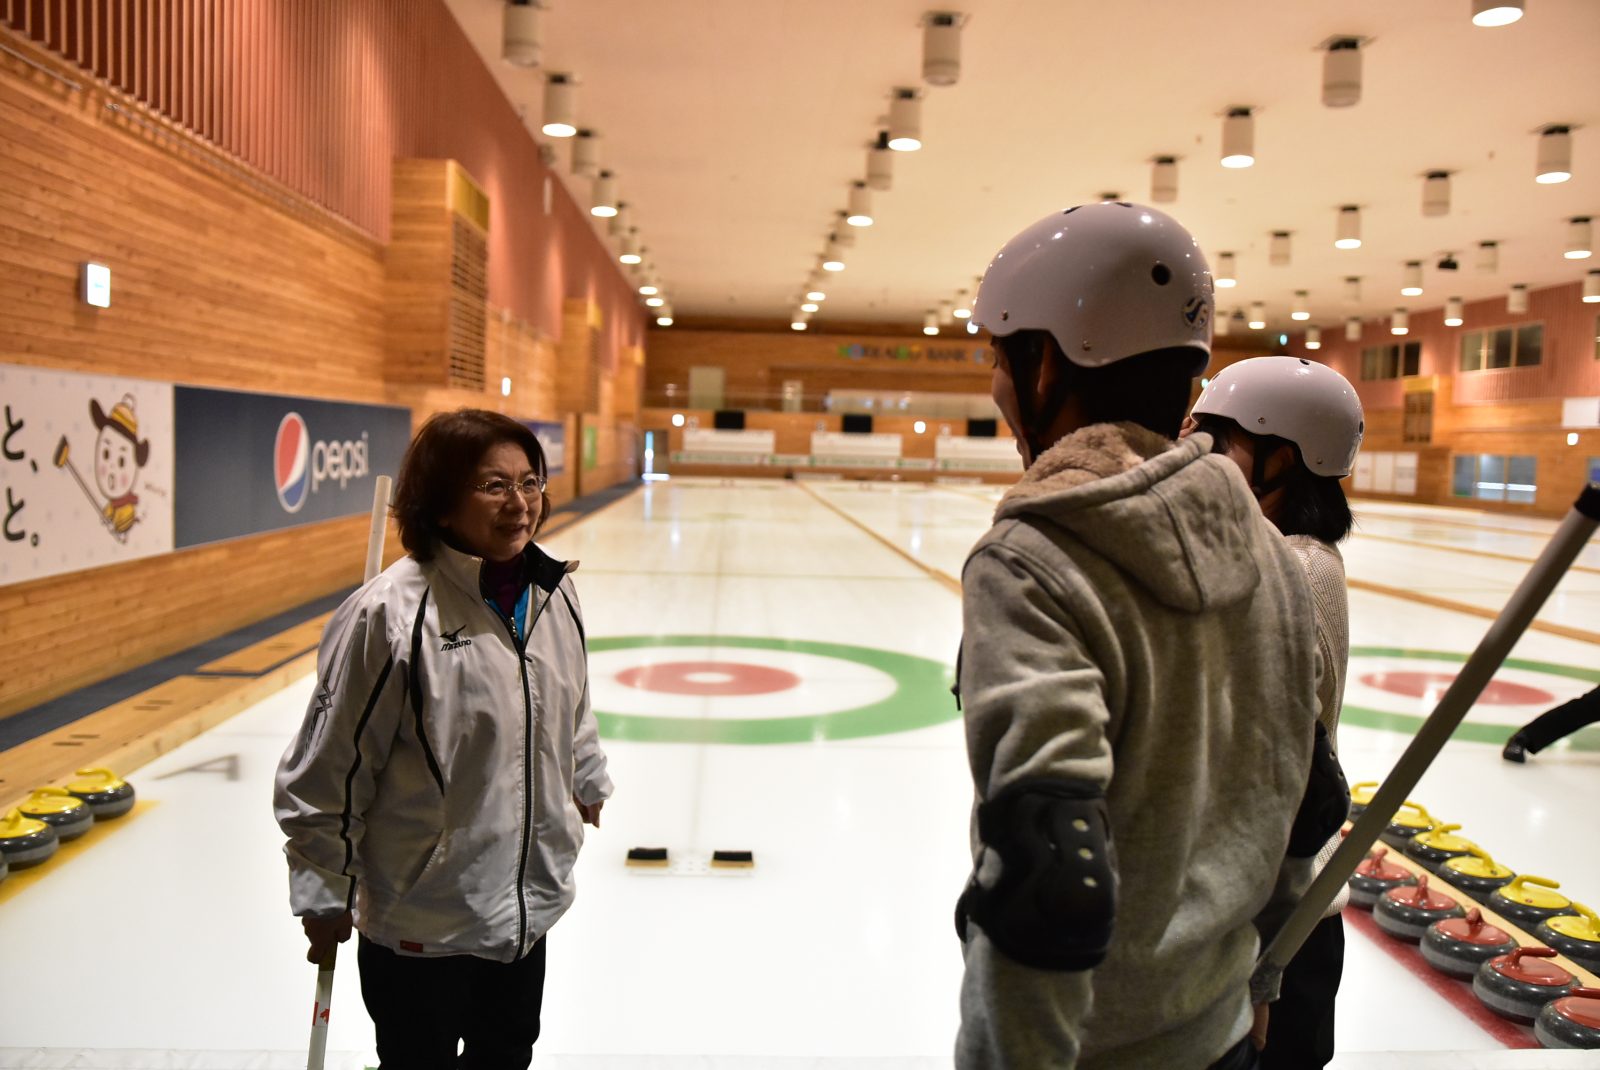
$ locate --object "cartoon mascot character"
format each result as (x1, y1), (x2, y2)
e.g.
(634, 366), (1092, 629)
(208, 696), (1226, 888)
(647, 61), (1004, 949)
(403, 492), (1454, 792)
(90, 394), (150, 540)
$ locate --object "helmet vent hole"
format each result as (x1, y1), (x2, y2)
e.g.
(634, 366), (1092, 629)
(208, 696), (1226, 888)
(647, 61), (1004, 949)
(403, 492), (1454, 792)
(1151, 263), (1172, 286)
(1299, 358), (1310, 365)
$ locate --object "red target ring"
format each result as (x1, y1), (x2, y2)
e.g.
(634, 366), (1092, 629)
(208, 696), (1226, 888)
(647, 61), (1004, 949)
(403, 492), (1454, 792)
(1358, 671), (1554, 706)
(614, 660), (802, 697)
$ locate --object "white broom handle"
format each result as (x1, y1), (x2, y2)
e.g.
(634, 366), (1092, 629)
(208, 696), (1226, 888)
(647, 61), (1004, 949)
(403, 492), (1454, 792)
(364, 475), (392, 584)
(1256, 483), (1600, 985)
(307, 475), (393, 1069)
(307, 942), (337, 1070)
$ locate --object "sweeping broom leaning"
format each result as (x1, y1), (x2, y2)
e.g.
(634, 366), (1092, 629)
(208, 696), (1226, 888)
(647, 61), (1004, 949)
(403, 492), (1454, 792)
(306, 474), (392, 1070)
(1256, 482), (1600, 991)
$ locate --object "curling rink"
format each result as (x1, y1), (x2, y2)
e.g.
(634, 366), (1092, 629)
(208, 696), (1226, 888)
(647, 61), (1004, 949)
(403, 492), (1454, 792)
(1, 477), (1597, 1068)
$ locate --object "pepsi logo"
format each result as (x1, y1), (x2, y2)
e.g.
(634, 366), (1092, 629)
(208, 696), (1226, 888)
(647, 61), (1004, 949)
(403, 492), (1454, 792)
(275, 412), (311, 513)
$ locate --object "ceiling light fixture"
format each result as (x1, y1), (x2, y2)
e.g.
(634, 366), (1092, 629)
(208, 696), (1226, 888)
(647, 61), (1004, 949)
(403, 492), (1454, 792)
(807, 287), (827, 302)
(791, 311), (811, 331)
(1423, 171), (1451, 216)
(822, 238), (846, 272)
(1151, 156), (1178, 203)
(1445, 297), (1464, 326)
(1508, 283), (1528, 314)
(645, 295), (665, 308)
(1401, 261), (1424, 296)
(1292, 291), (1310, 320)
(1270, 231), (1291, 266)
(1322, 38), (1362, 108)
(1391, 308), (1409, 335)
(619, 232), (642, 265)
(638, 281), (658, 296)
(572, 129), (600, 178)
(888, 88), (923, 151)
(1584, 270), (1600, 303)
(1248, 302), (1266, 329)
(924, 310), (940, 336)
(1216, 252), (1237, 287)
(1215, 309), (1231, 336)
(866, 131), (894, 191)
(801, 302), (819, 313)
(1335, 205), (1361, 249)
(847, 182), (874, 227)
(1478, 240), (1500, 272)
(1536, 125), (1572, 184)
(1345, 317), (1362, 342)
(1565, 216), (1593, 259)
(938, 299), (954, 324)
(922, 12), (964, 86)
(1344, 276), (1362, 303)
(1472, 1), (1525, 27)
(590, 170), (618, 217)
(1221, 107), (1255, 168)
(502, 0), (542, 67)
(953, 289), (972, 319)
(1305, 325), (1322, 350)
(541, 73), (577, 137)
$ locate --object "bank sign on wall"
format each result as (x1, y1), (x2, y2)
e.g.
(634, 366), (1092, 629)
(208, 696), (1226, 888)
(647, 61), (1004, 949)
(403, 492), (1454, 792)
(0, 364), (410, 587)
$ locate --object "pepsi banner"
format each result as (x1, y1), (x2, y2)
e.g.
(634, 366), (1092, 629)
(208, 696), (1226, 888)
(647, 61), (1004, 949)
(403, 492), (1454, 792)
(173, 387), (411, 548)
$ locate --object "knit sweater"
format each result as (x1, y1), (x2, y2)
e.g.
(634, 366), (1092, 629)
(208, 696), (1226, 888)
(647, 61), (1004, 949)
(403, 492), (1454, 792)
(955, 423), (1322, 1070)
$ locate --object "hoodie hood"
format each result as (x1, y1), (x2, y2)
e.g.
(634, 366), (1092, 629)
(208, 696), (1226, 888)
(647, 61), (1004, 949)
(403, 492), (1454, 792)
(994, 422), (1263, 613)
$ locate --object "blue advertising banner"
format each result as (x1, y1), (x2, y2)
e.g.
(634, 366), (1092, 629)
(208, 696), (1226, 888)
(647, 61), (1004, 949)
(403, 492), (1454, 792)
(174, 387), (412, 548)
(526, 420), (566, 476)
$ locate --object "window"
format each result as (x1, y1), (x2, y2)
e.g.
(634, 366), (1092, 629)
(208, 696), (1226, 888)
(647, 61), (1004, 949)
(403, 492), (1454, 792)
(1453, 454), (1538, 503)
(1461, 323), (1543, 371)
(1360, 341), (1421, 381)
(1403, 392), (1433, 444)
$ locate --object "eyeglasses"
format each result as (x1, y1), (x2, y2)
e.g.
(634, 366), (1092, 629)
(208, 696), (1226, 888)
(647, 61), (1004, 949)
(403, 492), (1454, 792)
(471, 476), (547, 499)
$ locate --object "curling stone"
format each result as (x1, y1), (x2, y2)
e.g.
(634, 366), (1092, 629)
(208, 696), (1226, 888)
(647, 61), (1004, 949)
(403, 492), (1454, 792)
(1378, 800), (1438, 850)
(1375, 873), (1466, 942)
(1439, 848), (1517, 897)
(1404, 823), (1478, 874)
(1474, 946), (1576, 1022)
(1537, 904), (1600, 976)
(0, 808), (59, 869)
(1537, 987), (1600, 1050)
(1489, 874), (1580, 930)
(1348, 781), (1379, 819)
(1420, 908), (1520, 979)
(65, 767), (136, 819)
(19, 787), (93, 841)
(1348, 846), (1417, 909)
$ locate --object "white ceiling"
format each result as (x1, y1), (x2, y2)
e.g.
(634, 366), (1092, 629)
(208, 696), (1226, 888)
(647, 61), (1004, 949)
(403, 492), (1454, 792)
(445, 0), (1600, 333)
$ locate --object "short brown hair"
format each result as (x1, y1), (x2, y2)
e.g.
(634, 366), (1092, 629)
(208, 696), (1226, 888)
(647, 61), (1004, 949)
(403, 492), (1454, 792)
(393, 409), (549, 562)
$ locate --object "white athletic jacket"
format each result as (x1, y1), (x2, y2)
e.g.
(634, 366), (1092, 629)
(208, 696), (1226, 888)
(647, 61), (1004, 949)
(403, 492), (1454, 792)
(274, 541), (613, 962)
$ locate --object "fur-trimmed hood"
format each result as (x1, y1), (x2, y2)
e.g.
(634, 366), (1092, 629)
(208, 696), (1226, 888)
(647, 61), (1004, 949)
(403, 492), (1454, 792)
(993, 422), (1264, 613)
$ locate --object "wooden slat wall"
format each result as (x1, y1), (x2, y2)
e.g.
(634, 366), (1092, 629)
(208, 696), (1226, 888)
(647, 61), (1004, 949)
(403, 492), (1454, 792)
(1, 0), (402, 237)
(0, 39), (622, 718)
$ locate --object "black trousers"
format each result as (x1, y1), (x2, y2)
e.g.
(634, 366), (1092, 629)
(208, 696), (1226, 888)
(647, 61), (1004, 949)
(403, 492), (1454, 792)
(358, 934), (547, 1070)
(1208, 1035), (1260, 1070)
(1259, 913), (1344, 1069)
(1516, 684), (1600, 752)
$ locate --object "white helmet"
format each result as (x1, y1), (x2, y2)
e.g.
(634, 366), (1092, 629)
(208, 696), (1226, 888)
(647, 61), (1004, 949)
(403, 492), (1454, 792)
(972, 202), (1214, 376)
(1191, 356), (1365, 477)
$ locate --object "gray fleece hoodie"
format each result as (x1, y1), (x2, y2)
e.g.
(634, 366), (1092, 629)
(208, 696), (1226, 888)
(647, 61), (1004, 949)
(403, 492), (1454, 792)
(956, 422), (1321, 1070)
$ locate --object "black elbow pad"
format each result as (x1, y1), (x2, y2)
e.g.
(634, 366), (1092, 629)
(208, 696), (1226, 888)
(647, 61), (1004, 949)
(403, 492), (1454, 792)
(1287, 721), (1350, 858)
(956, 778), (1116, 972)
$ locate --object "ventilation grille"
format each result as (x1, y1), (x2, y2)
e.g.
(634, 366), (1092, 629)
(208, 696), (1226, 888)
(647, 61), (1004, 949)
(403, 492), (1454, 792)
(448, 215), (488, 390)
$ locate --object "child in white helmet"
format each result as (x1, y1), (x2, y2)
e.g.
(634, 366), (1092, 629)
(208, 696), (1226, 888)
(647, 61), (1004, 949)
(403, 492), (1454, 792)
(1185, 355), (1366, 1069)
(954, 204), (1327, 1070)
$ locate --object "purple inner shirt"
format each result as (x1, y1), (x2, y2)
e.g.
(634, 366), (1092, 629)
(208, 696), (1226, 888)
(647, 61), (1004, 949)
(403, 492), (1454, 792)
(480, 555), (526, 620)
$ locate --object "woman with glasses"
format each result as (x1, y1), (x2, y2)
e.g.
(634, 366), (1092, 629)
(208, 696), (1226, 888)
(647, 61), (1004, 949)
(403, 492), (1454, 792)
(275, 408), (612, 1068)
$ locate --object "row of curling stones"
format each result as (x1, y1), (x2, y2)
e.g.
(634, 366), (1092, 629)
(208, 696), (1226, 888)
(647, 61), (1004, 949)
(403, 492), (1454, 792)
(0, 769), (136, 882)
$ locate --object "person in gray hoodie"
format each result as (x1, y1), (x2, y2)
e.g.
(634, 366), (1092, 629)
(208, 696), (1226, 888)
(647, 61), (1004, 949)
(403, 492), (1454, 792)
(953, 203), (1325, 1069)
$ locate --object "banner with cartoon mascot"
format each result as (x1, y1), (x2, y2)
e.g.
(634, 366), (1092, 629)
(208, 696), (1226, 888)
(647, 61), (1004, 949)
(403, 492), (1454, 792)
(0, 364), (176, 585)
